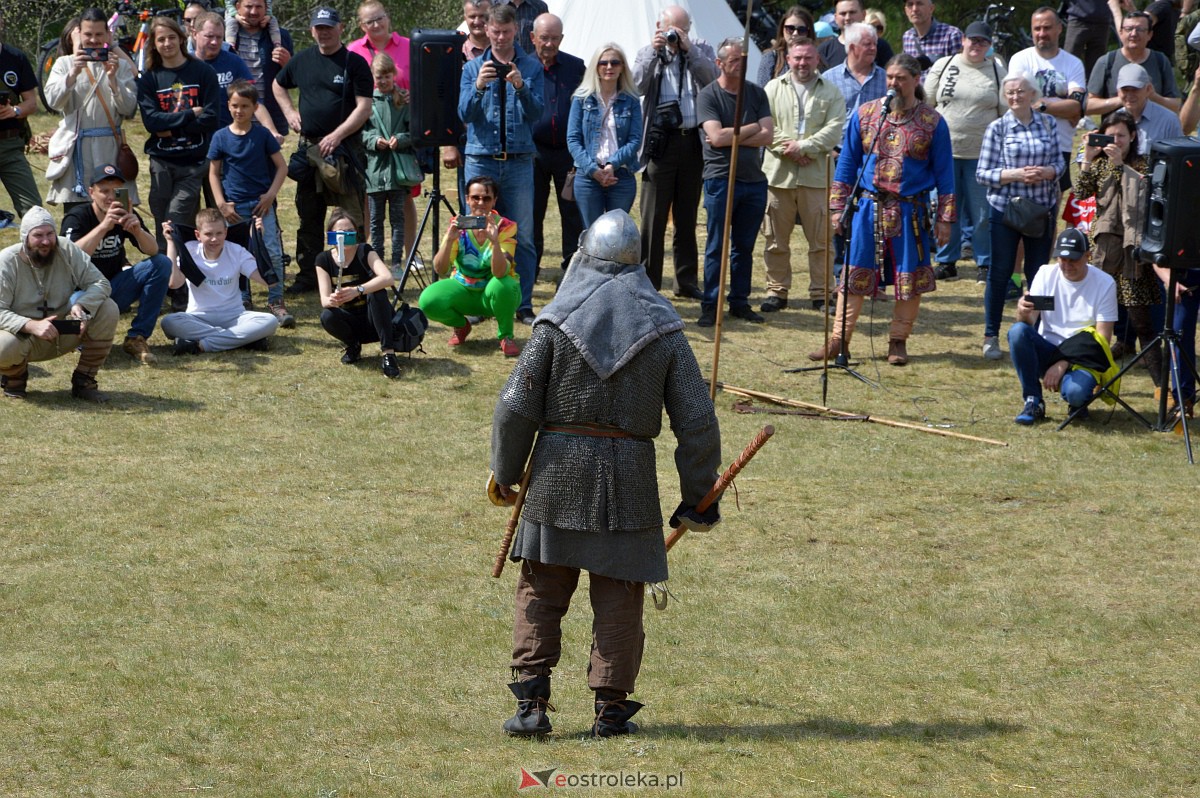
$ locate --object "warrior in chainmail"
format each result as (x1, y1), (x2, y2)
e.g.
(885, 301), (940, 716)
(490, 209), (721, 738)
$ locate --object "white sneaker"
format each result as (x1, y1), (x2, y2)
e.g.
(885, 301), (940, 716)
(982, 336), (1003, 360)
(412, 253), (426, 271)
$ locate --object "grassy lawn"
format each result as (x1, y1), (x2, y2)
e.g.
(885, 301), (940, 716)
(2, 111), (1198, 797)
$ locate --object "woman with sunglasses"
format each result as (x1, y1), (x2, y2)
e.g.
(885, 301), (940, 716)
(566, 44), (642, 227)
(756, 6), (817, 86)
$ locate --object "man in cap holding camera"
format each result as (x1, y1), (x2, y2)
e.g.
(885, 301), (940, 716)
(0, 206), (117, 401)
(633, 5), (717, 298)
(61, 164), (172, 366)
(459, 2), (544, 324)
(0, 8), (42, 217)
(1008, 227), (1118, 425)
(273, 6), (373, 294)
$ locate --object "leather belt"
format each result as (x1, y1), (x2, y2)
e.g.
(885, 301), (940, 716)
(541, 422), (647, 440)
(679, 126), (700, 136)
(0, 127), (24, 141)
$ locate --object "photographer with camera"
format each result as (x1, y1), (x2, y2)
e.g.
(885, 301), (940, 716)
(44, 8), (139, 211)
(0, 8), (42, 218)
(419, 176), (522, 357)
(633, 5), (717, 298)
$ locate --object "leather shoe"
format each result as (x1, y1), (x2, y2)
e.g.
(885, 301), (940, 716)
(760, 295), (788, 312)
(674, 285), (704, 300)
(696, 307), (716, 327)
(808, 337), (846, 361)
(887, 338), (908, 366)
(730, 305), (765, 323)
(516, 308), (537, 325)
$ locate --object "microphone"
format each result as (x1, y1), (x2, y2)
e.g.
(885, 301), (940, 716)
(882, 88), (897, 113)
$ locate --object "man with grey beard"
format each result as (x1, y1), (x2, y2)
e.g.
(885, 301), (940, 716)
(0, 207), (118, 401)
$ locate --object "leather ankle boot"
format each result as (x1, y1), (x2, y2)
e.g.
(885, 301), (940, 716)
(887, 338), (908, 366)
(808, 337), (849, 362)
(502, 675), (554, 737)
(592, 690), (643, 738)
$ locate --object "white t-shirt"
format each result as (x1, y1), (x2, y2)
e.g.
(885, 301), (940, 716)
(1028, 261), (1118, 345)
(1006, 47), (1086, 152)
(183, 240), (259, 316)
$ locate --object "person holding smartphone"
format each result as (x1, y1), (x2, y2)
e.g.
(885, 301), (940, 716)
(419, 175), (522, 356)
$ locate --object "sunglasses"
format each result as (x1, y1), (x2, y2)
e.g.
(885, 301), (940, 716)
(784, 24), (810, 34)
(598, 59), (623, 67)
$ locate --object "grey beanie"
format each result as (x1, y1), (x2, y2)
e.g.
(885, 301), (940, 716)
(20, 206), (56, 243)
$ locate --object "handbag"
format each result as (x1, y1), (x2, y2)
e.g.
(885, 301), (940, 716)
(391, 301), (428, 353)
(88, 69), (139, 180)
(1003, 195), (1053, 239)
(46, 68), (103, 182)
(561, 168), (576, 202)
(395, 150), (423, 187)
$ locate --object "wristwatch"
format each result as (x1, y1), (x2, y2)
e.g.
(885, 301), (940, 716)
(1037, 102), (1047, 113)
(356, 285), (365, 295)
(12, 106), (20, 118)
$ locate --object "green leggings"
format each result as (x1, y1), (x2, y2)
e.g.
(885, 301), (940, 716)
(418, 274), (521, 340)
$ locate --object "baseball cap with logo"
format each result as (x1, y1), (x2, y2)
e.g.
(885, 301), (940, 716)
(311, 6), (340, 27)
(1054, 227), (1089, 260)
(90, 163), (126, 186)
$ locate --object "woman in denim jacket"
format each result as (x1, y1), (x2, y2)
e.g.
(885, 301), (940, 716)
(567, 44), (643, 227)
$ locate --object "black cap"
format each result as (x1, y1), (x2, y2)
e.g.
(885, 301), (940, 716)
(1054, 227), (1089, 260)
(964, 21), (994, 42)
(310, 6), (340, 26)
(91, 163), (126, 186)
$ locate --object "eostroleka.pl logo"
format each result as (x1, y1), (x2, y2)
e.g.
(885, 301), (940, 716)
(518, 767), (684, 790)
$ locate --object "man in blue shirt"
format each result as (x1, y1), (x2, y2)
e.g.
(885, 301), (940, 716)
(825, 23), (887, 114)
(460, 3), (544, 322)
(529, 13), (584, 274)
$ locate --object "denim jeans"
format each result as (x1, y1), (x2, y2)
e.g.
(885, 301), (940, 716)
(1167, 269), (1200, 402)
(1008, 321), (1098, 405)
(107, 255), (172, 340)
(368, 189), (406, 266)
(702, 178), (768, 311)
(234, 199), (284, 306)
(573, 170), (637, 228)
(465, 154), (536, 313)
(937, 157), (990, 267)
(984, 205), (1055, 338)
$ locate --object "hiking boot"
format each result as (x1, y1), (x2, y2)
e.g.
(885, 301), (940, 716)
(503, 676), (554, 737)
(70, 370), (108, 403)
(1015, 396), (1045, 425)
(934, 262), (958, 280)
(499, 337), (521, 357)
(760, 295), (787, 312)
(448, 321), (472, 346)
(2, 368), (27, 399)
(341, 342), (362, 364)
(887, 338), (908, 366)
(381, 352), (401, 379)
(592, 691), (643, 738)
(122, 335), (156, 365)
(268, 302), (296, 329)
(173, 338), (202, 356)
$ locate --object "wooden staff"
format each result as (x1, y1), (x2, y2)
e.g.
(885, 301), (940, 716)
(717, 382), (1008, 447)
(822, 152), (833, 406)
(665, 424), (775, 551)
(491, 464), (533, 578)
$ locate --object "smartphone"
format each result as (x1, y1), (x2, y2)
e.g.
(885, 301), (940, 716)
(1087, 133), (1115, 148)
(51, 318), (82, 335)
(492, 59), (511, 80)
(326, 230), (358, 245)
(114, 187), (130, 212)
(458, 215), (488, 230)
(81, 47), (109, 62)
(1028, 295), (1056, 312)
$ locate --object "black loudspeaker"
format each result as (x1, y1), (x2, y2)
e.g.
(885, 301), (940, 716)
(411, 29), (467, 148)
(1140, 137), (1200, 270)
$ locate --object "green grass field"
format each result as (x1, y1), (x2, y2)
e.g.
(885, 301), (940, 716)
(2, 111), (1198, 798)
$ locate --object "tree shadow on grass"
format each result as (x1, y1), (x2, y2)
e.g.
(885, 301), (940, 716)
(644, 716), (1023, 743)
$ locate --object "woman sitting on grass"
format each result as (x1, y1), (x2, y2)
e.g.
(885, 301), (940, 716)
(418, 176), (522, 357)
(314, 208), (401, 379)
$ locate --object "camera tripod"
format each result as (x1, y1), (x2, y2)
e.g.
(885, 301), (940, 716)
(396, 168), (457, 297)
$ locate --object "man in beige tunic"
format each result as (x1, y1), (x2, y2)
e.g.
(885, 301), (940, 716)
(0, 207), (118, 401)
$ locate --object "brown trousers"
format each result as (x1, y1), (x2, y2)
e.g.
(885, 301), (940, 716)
(511, 559), (645, 695)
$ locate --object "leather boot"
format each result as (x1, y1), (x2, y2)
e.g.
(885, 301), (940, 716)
(1, 364), (27, 399)
(502, 675), (554, 737)
(70, 370), (109, 403)
(887, 338), (908, 366)
(807, 337), (848, 362)
(592, 690), (643, 738)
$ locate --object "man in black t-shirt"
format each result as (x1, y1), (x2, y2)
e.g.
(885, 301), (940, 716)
(61, 164), (172, 365)
(696, 38), (773, 328)
(273, 6), (373, 293)
(0, 9), (43, 217)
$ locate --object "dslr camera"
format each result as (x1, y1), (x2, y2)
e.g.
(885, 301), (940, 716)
(643, 101), (683, 162)
(665, 29), (679, 46)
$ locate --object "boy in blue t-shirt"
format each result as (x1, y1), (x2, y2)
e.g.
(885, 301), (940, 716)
(206, 79), (293, 327)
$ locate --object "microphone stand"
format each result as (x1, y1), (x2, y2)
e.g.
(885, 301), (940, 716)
(787, 91), (897, 389)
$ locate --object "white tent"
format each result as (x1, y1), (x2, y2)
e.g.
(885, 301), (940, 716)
(547, 0), (761, 77)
